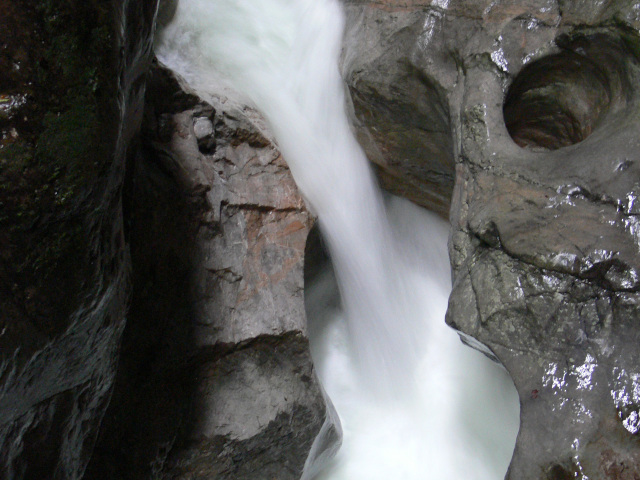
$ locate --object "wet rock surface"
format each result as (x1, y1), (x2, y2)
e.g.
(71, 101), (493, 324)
(0, 1), (157, 478)
(342, 0), (640, 478)
(342, 3), (456, 217)
(87, 65), (337, 480)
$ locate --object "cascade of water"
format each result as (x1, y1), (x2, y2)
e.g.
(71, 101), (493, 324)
(156, 0), (519, 478)
(157, 0), (421, 394)
(305, 196), (520, 479)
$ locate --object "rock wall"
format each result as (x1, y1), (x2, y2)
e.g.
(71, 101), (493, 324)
(2, 1), (338, 478)
(342, 0), (640, 478)
(0, 0), (158, 478)
(87, 65), (339, 480)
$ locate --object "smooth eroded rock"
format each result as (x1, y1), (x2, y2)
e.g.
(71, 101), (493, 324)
(0, 1), (158, 478)
(342, 0), (640, 477)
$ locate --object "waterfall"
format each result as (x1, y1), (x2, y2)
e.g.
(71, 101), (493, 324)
(305, 196), (519, 479)
(156, 0), (520, 478)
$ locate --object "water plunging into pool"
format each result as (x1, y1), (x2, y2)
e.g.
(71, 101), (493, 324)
(156, 0), (520, 477)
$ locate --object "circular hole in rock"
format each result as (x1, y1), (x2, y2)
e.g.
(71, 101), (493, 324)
(503, 51), (612, 151)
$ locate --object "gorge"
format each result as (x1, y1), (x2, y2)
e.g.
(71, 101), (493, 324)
(1, 0), (640, 479)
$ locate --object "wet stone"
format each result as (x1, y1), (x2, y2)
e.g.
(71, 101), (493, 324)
(342, 1), (640, 478)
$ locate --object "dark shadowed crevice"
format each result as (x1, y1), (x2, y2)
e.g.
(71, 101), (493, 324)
(546, 463), (574, 480)
(85, 67), (204, 479)
(85, 140), (203, 480)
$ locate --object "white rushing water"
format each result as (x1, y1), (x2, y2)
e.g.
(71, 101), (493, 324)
(156, 0), (520, 478)
(305, 196), (519, 479)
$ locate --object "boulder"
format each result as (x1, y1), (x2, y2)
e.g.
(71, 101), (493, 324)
(87, 65), (339, 480)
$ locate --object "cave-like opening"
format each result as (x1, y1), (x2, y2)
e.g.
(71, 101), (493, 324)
(503, 50), (612, 151)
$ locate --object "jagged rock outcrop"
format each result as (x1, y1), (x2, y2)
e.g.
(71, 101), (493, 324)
(342, 0), (640, 478)
(0, 1), (158, 478)
(87, 65), (339, 480)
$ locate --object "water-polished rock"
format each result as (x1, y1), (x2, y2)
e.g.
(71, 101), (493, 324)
(0, 1), (157, 478)
(341, 0), (640, 477)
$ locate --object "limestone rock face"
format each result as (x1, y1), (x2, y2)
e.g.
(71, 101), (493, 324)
(0, 1), (157, 478)
(87, 65), (339, 480)
(342, 0), (640, 477)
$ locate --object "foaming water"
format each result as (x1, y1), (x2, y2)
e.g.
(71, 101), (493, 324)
(306, 197), (519, 479)
(156, 0), (519, 478)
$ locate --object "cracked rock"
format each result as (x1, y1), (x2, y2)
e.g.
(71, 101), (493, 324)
(87, 64), (339, 480)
